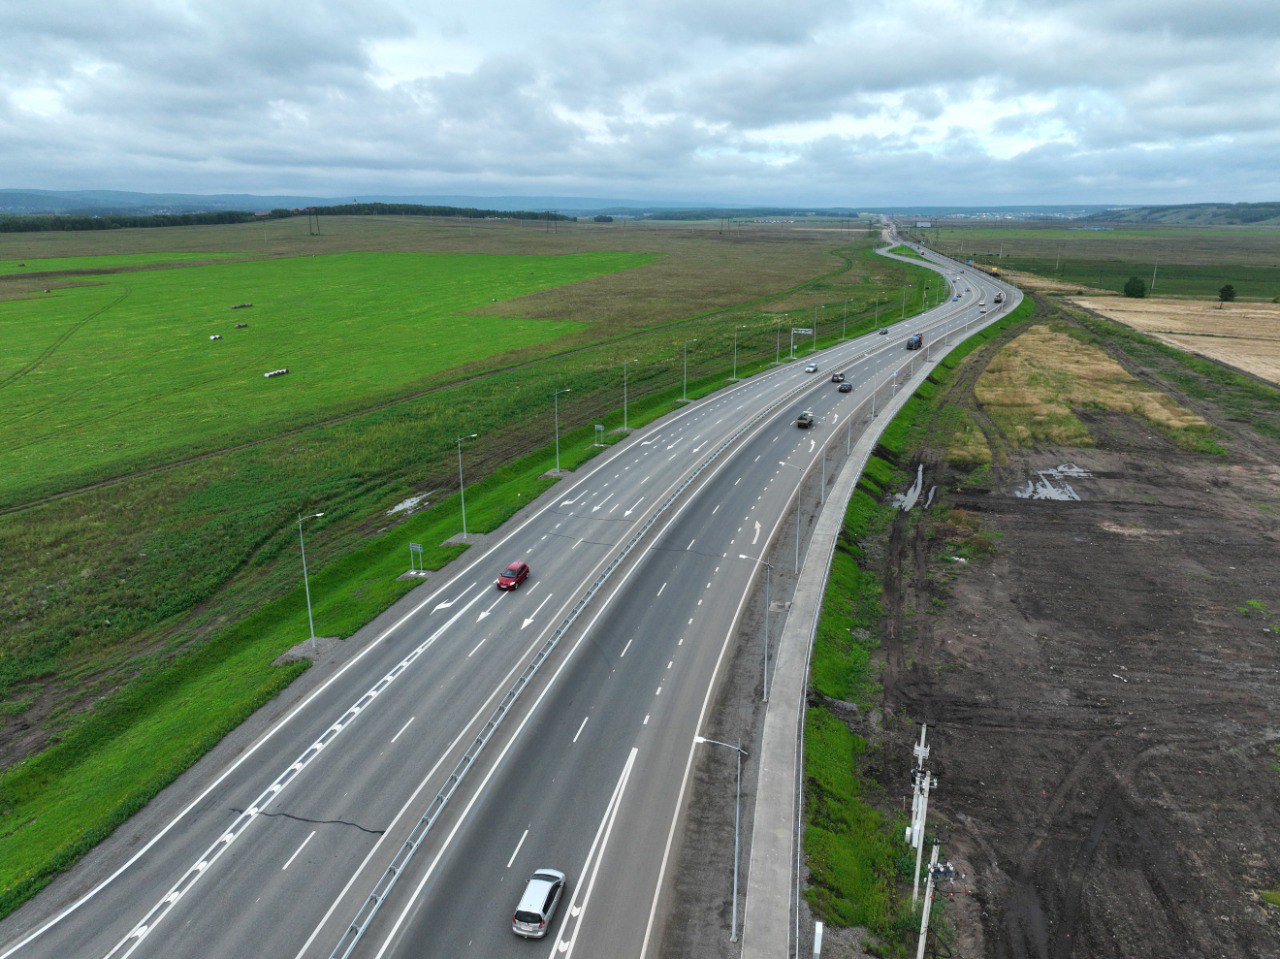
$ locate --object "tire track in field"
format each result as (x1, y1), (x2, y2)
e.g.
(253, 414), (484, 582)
(0, 285), (132, 392)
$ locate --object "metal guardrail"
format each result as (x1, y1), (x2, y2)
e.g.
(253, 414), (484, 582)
(327, 356), (840, 959)
(330, 257), (1020, 958)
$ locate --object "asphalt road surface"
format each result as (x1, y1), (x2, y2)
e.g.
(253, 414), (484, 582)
(0, 244), (1017, 959)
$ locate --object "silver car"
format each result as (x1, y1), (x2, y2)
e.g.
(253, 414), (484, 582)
(512, 868), (566, 939)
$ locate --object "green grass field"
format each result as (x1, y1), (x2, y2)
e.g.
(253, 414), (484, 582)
(0, 251), (654, 501)
(0, 218), (948, 916)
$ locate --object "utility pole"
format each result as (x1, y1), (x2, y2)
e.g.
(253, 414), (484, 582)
(1151, 257), (1159, 292)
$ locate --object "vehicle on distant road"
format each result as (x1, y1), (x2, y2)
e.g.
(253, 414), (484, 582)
(796, 410), (815, 428)
(906, 333), (923, 350)
(830, 372), (845, 383)
(994, 291), (1005, 304)
(837, 382), (853, 393)
(513, 869), (566, 938)
(804, 363), (818, 373)
(497, 560), (530, 590)
(879, 328), (888, 335)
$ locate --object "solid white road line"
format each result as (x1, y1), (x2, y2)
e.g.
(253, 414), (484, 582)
(573, 716), (589, 744)
(620, 640), (633, 658)
(546, 748), (639, 959)
(282, 832), (315, 872)
(507, 829), (529, 869)
(657, 582), (666, 597)
(390, 718), (415, 744)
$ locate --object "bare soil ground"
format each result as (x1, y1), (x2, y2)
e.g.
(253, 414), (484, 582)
(1073, 296), (1280, 385)
(877, 317), (1280, 958)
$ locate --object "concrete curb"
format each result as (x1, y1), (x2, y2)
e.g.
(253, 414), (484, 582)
(740, 257), (1019, 957)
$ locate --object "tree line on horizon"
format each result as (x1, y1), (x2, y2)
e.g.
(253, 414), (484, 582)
(0, 202), (571, 234)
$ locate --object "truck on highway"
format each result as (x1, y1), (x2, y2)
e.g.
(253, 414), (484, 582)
(906, 333), (923, 350)
(796, 410), (815, 429)
(993, 291), (1005, 304)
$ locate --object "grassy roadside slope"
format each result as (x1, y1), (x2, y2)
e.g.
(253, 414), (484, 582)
(0, 227), (947, 918)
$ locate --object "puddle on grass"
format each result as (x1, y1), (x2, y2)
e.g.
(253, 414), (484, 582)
(1013, 464), (1092, 501)
(387, 494), (429, 516)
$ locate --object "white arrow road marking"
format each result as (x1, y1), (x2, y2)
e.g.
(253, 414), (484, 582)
(624, 497), (644, 517)
(559, 494), (583, 507)
(477, 593), (505, 622)
(808, 438), (816, 453)
(591, 492), (615, 512)
(691, 440), (707, 453)
(522, 593), (553, 629)
(432, 582), (477, 613)
(753, 521), (761, 545)
(665, 438), (682, 450)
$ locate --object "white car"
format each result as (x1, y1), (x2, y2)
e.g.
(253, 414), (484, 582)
(804, 363), (818, 373)
(513, 869), (566, 938)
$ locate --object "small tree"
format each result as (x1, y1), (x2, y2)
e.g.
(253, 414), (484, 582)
(1218, 284), (1236, 302)
(592, 214), (614, 223)
(1123, 276), (1146, 298)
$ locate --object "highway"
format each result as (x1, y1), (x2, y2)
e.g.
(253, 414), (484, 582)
(0, 241), (1018, 959)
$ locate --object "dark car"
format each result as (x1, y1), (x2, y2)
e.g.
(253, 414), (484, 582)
(837, 382), (853, 393)
(497, 560), (530, 590)
(830, 372), (845, 383)
(878, 328), (888, 335)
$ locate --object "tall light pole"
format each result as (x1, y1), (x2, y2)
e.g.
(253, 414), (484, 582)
(682, 339), (695, 401)
(456, 433), (478, 538)
(297, 511), (325, 653)
(779, 460), (804, 572)
(842, 299), (848, 340)
(553, 388), (572, 473)
(738, 554), (774, 701)
(694, 736), (748, 942)
(774, 320), (782, 365)
(874, 293), (882, 328)
(622, 358), (636, 430)
(731, 326), (745, 380)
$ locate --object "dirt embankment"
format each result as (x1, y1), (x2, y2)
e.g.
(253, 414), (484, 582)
(877, 312), (1280, 958)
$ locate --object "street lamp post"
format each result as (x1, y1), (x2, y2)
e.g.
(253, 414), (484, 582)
(297, 511), (325, 653)
(693, 736), (748, 942)
(842, 299), (848, 340)
(732, 326), (744, 380)
(738, 554), (774, 701)
(623, 358), (636, 431)
(779, 460), (804, 572)
(682, 340), (695, 401)
(774, 321), (781, 365)
(554, 388), (572, 473)
(457, 433), (478, 538)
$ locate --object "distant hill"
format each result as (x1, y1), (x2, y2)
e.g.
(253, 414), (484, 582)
(1092, 202), (1280, 226)
(0, 189), (715, 218)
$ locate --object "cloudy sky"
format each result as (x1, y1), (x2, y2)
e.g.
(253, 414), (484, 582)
(4, 0), (1278, 206)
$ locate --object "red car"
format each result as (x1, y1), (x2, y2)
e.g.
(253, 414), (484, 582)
(497, 560), (530, 590)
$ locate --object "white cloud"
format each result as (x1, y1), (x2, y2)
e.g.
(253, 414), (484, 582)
(1, 0), (1278, 204)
